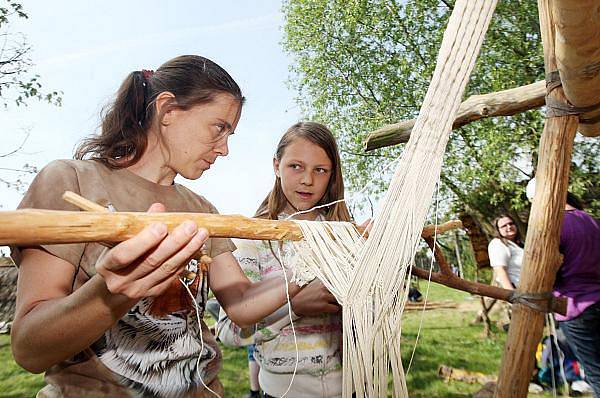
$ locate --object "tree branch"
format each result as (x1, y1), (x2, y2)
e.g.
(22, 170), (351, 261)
(364, 80), (546, 151)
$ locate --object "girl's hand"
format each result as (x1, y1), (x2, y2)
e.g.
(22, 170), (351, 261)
(95, 203), (208, 299)
(291, 280), (340, 316)
(359, 218), (373, 236)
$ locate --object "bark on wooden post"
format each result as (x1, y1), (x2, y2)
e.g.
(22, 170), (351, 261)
(494, 1), (579, 396)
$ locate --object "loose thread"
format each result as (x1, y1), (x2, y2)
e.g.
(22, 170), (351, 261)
(180, 278), (221, 398)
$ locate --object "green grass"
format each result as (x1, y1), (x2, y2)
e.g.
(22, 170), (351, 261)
(0, 335), (45, 398)
(0, 284), (560, 397)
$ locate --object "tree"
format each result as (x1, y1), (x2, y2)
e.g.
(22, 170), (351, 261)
(1, 1), (60, 196)
(282, 0), (599, 229)
(0, 1), (61, 107)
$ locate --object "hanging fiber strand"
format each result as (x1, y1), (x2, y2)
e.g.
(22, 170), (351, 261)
(286, 1), (498, 396)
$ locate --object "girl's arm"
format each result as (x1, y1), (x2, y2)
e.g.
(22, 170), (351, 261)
(209, 251), (303, 328)
(11, 219), (207, 373)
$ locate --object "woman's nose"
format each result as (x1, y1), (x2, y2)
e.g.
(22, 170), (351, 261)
(214, 136), (229, 157)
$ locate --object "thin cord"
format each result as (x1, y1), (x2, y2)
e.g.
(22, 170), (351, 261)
(406, 179), (440, 376)
(180, 277), (221, 398)
(284, 157), (401, 221)
(276, 243), (300, 398)
(546, 314), (557, 398)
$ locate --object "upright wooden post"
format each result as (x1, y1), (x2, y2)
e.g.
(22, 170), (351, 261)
(494, 1), (579, 396)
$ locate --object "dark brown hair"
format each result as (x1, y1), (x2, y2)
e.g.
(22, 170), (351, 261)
(75, 55), (244, 167)
(255, 121), (351, 222)
(493, 214), (524, 247)
(566, 192), (584, 210)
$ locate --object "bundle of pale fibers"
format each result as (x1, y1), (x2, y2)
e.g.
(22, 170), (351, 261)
(289, 1), (499, 396)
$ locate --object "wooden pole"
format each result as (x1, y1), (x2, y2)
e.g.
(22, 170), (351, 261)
(0, 208), (459, 246)
(454, 230), (464, 278)
(364, 80), (546, 151)
(494, 1), (579, 396)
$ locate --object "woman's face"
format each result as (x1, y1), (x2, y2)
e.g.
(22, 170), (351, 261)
(497, 216), (518, 240)
(274, 137), (333, 217)
(161, 92), (241, 180)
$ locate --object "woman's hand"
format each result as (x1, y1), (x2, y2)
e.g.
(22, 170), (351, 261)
(95, 203), (209, 299)
(291, 280), (340, 316)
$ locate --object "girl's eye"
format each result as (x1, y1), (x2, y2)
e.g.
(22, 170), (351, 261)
(316, 168), (329, 174)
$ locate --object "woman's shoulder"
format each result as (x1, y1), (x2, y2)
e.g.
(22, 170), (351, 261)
(488, 238), (505, 249)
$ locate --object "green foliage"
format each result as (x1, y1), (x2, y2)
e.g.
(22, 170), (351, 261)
(0, 1), (62, 108)
(282, 0), (599, 224)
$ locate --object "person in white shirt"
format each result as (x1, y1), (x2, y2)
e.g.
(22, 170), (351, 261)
(487, 214), (524, 290)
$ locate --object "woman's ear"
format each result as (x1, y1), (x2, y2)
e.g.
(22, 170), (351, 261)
(155, 91), (176, 126)
(273, 157), (280, 178)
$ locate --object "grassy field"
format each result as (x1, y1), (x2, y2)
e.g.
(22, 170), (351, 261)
(0, 284), (560, 397)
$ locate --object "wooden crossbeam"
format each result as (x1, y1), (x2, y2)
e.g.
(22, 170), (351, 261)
(364, 80), (546, 151)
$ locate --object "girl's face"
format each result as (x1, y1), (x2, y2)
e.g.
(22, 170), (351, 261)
(274, 137), (333, 218)
(161, 93), (241, 180)
(497, 216), (518, 240)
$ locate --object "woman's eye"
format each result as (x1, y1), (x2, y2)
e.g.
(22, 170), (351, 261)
(316, 168), (329, 174)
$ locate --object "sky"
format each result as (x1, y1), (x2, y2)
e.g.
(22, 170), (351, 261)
(1, 0), (303, 216)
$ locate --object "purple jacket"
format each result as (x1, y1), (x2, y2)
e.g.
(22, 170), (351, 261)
(554, 209), (600, 321)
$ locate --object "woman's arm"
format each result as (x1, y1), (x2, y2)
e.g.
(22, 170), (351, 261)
(209, 251), (303, 328)
(12, 218), (208, 373)
(493, 266), (515, 290)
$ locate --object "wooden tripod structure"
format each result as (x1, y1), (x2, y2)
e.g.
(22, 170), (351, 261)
(362, 0), (598, 396)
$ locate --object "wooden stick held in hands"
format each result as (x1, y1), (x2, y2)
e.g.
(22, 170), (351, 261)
(0, 191), (458, 246)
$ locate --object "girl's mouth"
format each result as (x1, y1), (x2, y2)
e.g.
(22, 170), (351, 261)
(296, 191), (313, 199)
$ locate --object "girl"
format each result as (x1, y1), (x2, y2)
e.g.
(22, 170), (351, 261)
(11, 55), (303, 398)
(488, 214), (524, 290)
(218, 122), (353, 398)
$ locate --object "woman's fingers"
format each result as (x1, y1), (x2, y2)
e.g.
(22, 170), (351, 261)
(138, 228), (209, 290)
(148, 202), (166, 213)
(97, 221), (209, 299)
(100, 223), (168, 271)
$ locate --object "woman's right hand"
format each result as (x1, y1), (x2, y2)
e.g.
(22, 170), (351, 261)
(95, 203), (209, 300)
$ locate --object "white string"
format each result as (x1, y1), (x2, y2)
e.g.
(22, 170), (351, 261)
(275, 243), (300, 398)
(546, 313), (568, 397)
(180, 277), (221, 398)
(284, 156), (401, 222)
(281, 2), (498, 396)
(406, 179), (441, 376)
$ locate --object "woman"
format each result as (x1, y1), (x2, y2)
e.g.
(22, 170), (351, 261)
(11, 55), (304, 398)
(217, 122), (353, 398)
(488, 214), (524, 290)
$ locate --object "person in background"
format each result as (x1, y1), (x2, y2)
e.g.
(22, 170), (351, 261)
(553, 192), (600, 397)
(488, 214), (524, 290)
